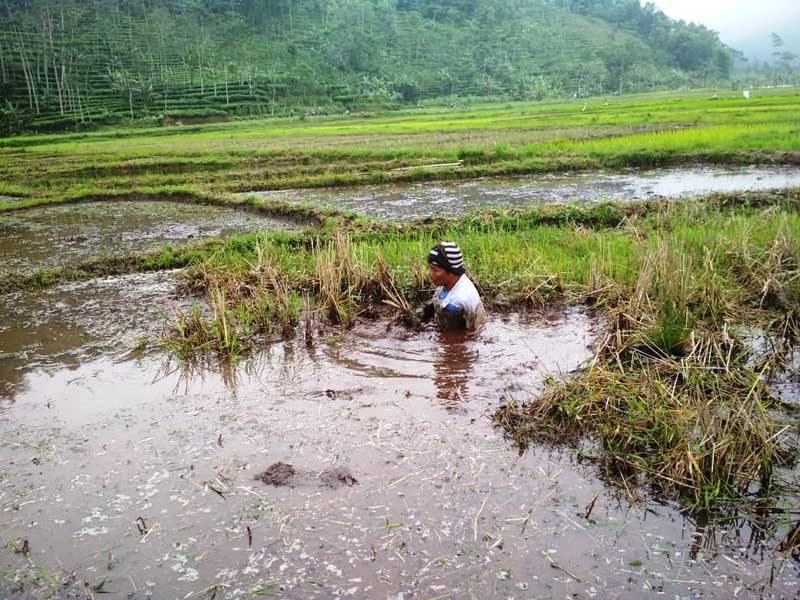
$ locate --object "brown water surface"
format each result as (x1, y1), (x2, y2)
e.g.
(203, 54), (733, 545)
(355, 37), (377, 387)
(0, 270), (188, 399)
(245, 165), (800, 220)
(0, 201), (300, 274)
(1, 277), (798, 598)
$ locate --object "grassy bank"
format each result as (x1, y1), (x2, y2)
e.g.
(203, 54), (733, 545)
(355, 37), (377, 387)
(494, 218), (800, 510)
(1, 89), (799, 211)
(0, 197), (628, 294)
(159, 189), (799, 347)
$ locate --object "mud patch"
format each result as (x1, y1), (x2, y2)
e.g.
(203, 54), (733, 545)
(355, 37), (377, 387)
(254, 463), (359, 489)
(319, 467), (358, 488)
(163, 115), (229, 126)
(255, 462), (297, 486)
(0, 200), (300, 274)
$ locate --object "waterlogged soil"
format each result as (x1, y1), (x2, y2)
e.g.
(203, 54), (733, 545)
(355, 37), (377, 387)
(0, 201), (300, 274)
(1, 280), (799, 598)
(0, 271), (189, 400)
(246, 165), (800, 220)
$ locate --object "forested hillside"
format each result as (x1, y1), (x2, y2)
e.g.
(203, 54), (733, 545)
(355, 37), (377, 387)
(0, 0), (736, 133)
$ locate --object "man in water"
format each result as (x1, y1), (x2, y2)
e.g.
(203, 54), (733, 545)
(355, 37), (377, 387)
(425, 241), (486, 331)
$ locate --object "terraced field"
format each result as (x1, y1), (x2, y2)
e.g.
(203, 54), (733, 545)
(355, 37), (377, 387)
(1, 89), (800, 599)
(1, 89), (798, 213)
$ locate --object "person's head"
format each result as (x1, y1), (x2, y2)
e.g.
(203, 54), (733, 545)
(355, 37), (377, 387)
(427, 241), (465, 288)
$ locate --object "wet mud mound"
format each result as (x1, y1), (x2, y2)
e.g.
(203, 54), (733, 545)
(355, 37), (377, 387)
(319, 467), (358, 488)
(255, 462), (297, 486)
(255, 462), (359, 489)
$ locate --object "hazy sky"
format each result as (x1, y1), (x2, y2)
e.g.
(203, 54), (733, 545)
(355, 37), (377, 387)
(649, 0), (800, 60)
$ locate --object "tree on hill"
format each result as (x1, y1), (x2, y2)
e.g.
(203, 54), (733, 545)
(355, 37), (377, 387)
(0, 0), (746, 133)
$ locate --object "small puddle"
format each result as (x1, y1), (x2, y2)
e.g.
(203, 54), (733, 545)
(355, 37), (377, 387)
(245, 165), (800, 220)
(0, 201), (300, 274)
(1, 290), (798, 598)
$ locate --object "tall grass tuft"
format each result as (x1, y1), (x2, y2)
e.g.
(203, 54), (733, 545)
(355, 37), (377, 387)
(495, 233), (799, 511)
(314, 231), (369, 325)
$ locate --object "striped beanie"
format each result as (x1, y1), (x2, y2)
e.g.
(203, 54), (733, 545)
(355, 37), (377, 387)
(428, 241), (465, 275)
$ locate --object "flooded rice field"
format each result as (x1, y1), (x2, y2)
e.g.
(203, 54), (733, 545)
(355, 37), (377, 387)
(0, 201), (300, 274)
(0, 270), (186, 399)
(2, 274), (800, 598)
(245, 165), (800, 220)
(2, 178), (800, 598)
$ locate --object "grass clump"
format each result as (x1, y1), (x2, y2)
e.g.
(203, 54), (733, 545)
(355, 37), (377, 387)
(495, 218), (800, 510)
(159, 191), (798, 356)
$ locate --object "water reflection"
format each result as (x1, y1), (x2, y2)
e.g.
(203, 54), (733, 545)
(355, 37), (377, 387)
(0, 271), (187, 403)
(156, 355), (245, 393)
(152, 309), (594, 415)
(433, 329), (478, 408)
(4, 300), (800, 596)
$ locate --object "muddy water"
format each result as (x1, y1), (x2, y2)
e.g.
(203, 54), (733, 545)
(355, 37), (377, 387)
(0, 201), (300, 274)
(1, 280), (798, 598)
(0, 271), (188, 399)
(246, 165), (800, 220)
(743, 328), (800, 406)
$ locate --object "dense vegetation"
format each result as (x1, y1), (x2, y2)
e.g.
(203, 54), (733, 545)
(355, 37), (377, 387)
(0, 0), (743, 133)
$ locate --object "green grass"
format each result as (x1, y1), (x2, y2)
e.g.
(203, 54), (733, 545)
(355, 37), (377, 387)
(146, 190), (798, 347)
(1, 88), (798, 210)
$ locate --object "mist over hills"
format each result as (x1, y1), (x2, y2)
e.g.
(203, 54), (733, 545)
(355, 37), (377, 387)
(729, 31), (800, 64)
(649, 0), (800, 63)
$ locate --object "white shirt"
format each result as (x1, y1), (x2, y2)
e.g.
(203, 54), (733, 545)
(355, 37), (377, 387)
(435, 274), (483, 313)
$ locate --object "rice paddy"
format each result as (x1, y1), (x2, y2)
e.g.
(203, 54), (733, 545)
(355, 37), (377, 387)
(1, 88), (798, 212)
(1, 88), (800, 597)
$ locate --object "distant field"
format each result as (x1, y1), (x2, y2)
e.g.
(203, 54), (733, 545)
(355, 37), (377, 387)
(1, 87), (798, 210)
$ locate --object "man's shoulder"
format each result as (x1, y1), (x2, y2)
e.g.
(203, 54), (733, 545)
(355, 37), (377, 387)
(458, 275), (480, 295)
(452, 275), (482, 306)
